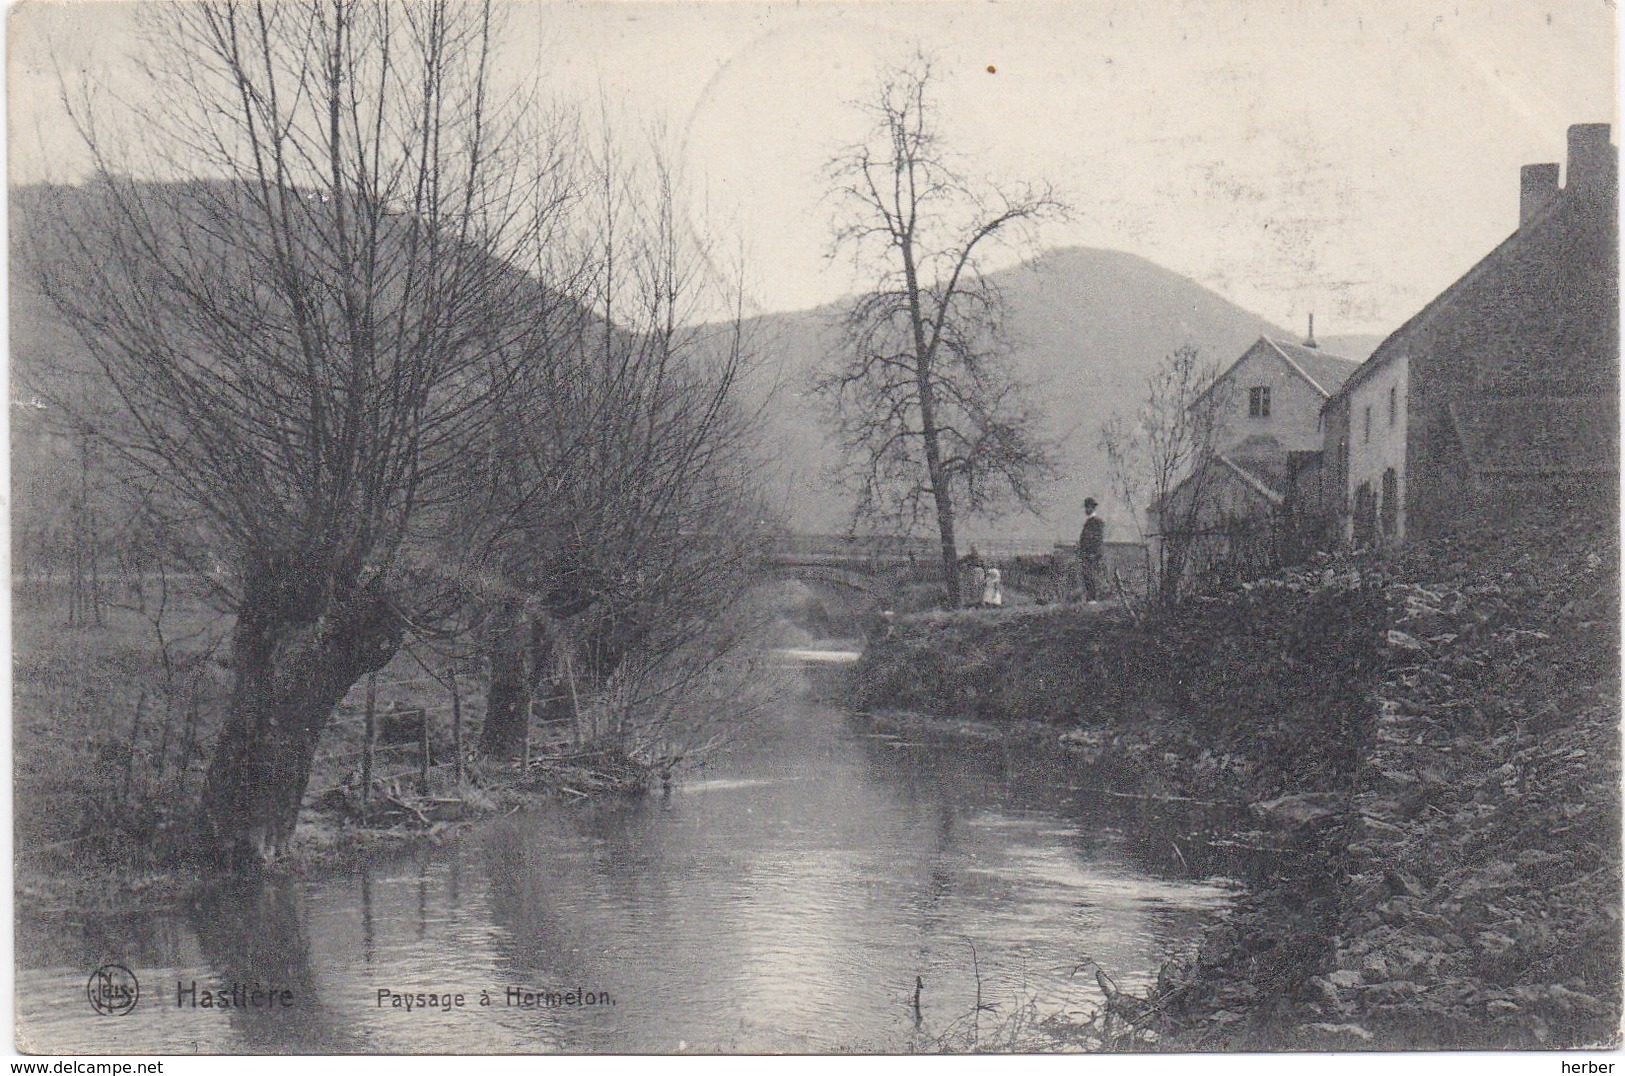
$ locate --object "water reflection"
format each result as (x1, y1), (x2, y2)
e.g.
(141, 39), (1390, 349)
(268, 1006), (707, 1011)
(17, 687), (1242, 1053)
(186, 878), (367, 1053)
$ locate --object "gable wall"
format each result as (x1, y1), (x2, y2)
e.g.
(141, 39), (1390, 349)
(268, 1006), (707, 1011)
(1211, 342), (1328, 455)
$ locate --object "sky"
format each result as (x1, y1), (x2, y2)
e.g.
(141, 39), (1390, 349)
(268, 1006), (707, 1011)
(7, 0), (1620, 336)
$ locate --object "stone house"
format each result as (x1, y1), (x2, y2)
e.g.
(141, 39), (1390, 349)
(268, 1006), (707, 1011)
(1322, 123), (1619, 547)
(1201, 333), (1364, 458)
(1152, 334), (1360, 590)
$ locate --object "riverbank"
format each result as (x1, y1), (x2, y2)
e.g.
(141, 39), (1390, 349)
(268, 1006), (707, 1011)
(11, 587), (665, 917)
(17, 672), (1249, 1054)
(15, 746), (658, 922)
(850, 510), (1621, 1050)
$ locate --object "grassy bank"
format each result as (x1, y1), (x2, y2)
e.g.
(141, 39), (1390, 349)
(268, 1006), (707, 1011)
(857, 567), (1383, 805)
(12, 586), (661, 916)
(851, 511), (1621, 1050)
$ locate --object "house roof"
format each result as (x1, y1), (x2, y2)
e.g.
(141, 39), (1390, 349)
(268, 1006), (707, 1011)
(1197, 335), (1360, 406)
(1325, 168), (1605, 407)
(1224, 432), (1288, 467)
(1214, 452), (1287, 505)
(1264, 338), (1362, 396)
(1154, 443), (1286, 517)
(1448, 396), (1619, 477)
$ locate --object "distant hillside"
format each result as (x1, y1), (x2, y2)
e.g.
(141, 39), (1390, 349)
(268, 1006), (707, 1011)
(8, 180), (608, 572)
(742, 247), (1381, 545)
(10, 185), (1387, 554)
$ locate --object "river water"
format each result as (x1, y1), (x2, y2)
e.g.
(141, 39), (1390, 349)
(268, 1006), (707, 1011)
(16, 655), (1245, 1053)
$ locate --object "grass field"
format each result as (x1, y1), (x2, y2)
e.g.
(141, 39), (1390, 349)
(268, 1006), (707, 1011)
(14, 571), (783, 904)
(12, 577), (527, 893)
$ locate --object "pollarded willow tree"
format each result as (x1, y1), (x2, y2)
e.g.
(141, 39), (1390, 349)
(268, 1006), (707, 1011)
(816, 54), (1067, 606)
(27, 0), (569, 867)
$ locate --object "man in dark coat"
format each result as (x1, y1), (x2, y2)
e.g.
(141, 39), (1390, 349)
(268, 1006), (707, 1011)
(1078, 497), (1105, 603)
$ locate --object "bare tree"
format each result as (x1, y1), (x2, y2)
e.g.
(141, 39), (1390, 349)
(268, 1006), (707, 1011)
(24, 0), (565, 867)
(816, 54), (1065, 606)
(467, 137), (772, 759)
(1100, 345), (1231, 604)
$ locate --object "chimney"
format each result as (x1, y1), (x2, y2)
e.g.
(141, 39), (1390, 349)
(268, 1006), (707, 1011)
(1303, 313), (1318, 349)
(1520, 162), (1559, 224)
(1565, 123), (1616, 198)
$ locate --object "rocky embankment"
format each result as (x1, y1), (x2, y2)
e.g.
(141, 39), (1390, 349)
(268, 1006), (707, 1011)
(850, 512), (1620, 1049)
(1323, 518), (1620, 1049)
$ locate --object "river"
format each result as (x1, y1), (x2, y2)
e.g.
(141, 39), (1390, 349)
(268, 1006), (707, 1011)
(16, 654), (1245, 1053)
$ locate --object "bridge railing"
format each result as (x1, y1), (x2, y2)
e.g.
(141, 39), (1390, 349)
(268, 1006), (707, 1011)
(770, 533), (935, 559)
(769, 534), (1064, 562)
(766, 534), (1150, 603)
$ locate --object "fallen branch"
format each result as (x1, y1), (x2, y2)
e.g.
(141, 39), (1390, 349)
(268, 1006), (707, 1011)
(378, 793), (432, 827)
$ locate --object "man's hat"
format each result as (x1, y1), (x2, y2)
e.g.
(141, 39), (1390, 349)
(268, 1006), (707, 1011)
(1083, 497), (1097, 511)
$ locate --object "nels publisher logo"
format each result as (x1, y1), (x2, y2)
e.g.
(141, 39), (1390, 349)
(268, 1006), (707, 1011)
(87, 964), (140, 1016)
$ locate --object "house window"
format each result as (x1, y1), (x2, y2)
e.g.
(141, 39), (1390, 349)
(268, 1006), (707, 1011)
(1364, 405), (1372, 443)
(1389, 385), (1398, 427)
(1248, 386), (1271, 418)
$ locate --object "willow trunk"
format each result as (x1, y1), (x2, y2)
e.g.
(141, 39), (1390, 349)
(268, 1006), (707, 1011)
(201, 565), (400, 869)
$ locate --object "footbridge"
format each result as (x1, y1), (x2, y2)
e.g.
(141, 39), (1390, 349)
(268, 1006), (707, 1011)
(760, 551), (917, 595)
(760, 534), (1078, 596)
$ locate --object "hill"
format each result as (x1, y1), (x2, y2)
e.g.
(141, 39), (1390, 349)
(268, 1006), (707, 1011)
(10, 182), (1387, 554)
(740, 247), (1382, 546)
(8, 179), (616, 576)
